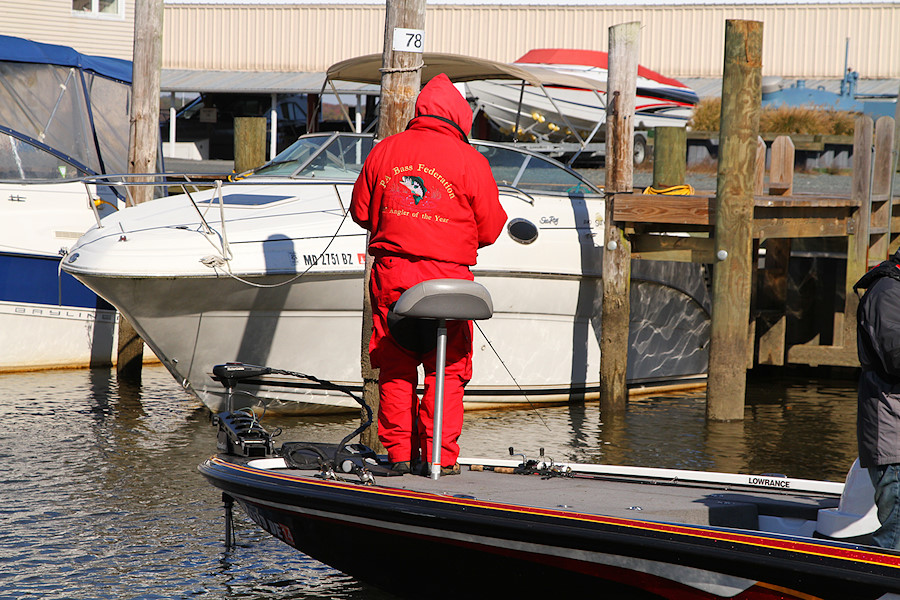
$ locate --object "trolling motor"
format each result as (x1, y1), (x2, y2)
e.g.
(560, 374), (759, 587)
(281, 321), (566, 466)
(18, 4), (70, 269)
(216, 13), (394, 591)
(212, 363), (276, 457)
(210, 361), (392, 483)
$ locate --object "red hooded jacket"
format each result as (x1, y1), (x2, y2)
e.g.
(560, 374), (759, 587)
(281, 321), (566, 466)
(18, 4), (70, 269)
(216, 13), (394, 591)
(351, 73), (507, 266)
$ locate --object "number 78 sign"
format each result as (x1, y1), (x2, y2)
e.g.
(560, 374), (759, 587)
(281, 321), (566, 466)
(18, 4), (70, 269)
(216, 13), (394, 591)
(392, 28), (425, 53)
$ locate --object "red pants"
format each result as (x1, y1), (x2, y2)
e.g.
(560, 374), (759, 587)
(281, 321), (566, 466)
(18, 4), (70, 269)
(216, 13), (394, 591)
(369, 255), (473, 467)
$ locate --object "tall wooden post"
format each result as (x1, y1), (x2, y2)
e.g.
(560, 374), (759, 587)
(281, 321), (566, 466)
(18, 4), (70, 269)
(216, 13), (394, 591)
(706, 20), (762, 421)
(377, 1), (425, 139)
(234, 116), (267, 173)
(891, 87), (900, 255)
(600, 22), (639, 415)
(359, 0), (426, 451)
(118, 0), (164, 378)
(652, 126), (686, 189)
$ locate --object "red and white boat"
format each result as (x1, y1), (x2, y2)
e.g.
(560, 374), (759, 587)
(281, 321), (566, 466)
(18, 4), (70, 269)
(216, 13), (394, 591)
(467, 48), (699, 146)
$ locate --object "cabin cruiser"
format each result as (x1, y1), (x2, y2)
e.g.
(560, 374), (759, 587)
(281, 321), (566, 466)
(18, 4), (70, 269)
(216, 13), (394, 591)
(0, 35), (130, 371)
(63, 130), (710, 415)
(465, 49), (699, 163)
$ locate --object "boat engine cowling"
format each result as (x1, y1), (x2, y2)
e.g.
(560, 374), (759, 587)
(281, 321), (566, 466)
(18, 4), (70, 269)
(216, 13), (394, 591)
(815, 458), (880, 542)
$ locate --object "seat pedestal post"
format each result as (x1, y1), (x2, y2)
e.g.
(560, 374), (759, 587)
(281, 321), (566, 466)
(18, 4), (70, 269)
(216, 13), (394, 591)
(430, 319), (448, 481)
(390, 278), (494, 482)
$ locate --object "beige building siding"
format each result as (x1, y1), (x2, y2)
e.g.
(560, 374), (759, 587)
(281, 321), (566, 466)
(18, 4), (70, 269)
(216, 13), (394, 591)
(162, 3), (899, 79)
(0, 0), (135, 61)
(163, 5), (385, 70)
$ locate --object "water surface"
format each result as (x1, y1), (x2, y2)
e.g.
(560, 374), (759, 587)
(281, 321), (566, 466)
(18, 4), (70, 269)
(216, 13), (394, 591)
(0, 366), (860, 599)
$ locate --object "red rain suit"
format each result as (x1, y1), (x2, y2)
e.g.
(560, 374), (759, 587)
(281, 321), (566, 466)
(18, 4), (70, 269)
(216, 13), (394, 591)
(350, 73), (507, 467)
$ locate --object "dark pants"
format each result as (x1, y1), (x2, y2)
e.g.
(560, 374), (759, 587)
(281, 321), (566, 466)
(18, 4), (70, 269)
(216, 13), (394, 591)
(868, 464), (900, 549)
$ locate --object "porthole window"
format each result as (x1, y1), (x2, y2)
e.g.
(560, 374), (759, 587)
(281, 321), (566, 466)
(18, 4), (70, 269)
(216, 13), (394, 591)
(507, 218), (539, 245)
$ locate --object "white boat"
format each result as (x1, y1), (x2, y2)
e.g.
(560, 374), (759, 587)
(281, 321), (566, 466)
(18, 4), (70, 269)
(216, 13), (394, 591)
(466, 48), (699, 153)
(62, 131), (710, 415)
(0, 35), (131, 372)
(62, 58), (710, 415)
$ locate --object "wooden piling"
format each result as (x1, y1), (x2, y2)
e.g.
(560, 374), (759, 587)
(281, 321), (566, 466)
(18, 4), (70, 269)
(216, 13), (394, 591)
(600, 21), (639, 415)
(784, 118), (878, 368)
(706, 20), (762, 422)
(234, 117), (267, 174)
(890, 97), (900, 254)
(872, 116), (896, 260)
(890, 87), (900, 256)
(755, 136), (794, 366)
(377, 0), (426, 140)
(747, 137), (765, 369)
(118, 0), (163, 378)
(359, 0), (426, 451)
(652, 126), (687, 189)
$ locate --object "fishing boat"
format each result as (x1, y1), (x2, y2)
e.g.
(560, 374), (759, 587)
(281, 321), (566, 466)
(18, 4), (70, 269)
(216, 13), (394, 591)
(198, 359), (897, 600)
(465, 48), (699, 162)
(0, 35), (132, 371)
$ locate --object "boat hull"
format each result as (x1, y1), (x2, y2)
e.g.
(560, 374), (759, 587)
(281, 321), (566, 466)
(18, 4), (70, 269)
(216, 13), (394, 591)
(0, 174), (121, 371)
(74, 257), (709, 414)
(0, 300), (117, 371)
(200, 456), (900, 600)
(0, 250), (119, 371)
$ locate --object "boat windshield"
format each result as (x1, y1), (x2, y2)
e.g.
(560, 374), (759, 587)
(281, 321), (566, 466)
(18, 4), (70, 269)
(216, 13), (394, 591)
(476, 143), (598, 195)
(0, 132), (88, 181)
(0, 57), (131, 176)
(250, 133), (598, 196)
(253, 134), (375, 179)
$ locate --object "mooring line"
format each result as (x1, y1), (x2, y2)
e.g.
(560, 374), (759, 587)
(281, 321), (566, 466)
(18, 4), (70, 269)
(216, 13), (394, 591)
(474, 321), (551, 431)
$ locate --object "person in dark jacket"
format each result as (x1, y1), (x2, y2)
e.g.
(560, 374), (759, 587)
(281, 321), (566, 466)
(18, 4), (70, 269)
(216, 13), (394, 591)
(350, 73), (507, 475)
(855, 248), (900, 549)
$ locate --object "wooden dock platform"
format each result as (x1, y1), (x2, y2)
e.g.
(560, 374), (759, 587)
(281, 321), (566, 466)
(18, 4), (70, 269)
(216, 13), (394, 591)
(595, 17), (900, 420)
(607, 115), (896, 418)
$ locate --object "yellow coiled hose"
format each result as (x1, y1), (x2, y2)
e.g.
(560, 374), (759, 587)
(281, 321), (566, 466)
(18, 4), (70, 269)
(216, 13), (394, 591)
(642, 184), (696, 195)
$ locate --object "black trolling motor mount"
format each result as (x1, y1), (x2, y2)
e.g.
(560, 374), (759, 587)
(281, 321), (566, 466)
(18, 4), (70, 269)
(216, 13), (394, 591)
(211, 363), (277, 457)
(209, 361), (399, 482)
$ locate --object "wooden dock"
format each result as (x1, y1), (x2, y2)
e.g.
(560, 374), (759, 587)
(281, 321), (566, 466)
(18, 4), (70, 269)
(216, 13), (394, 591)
(609, 116), (896, 419)
(600, 19), (899, 420)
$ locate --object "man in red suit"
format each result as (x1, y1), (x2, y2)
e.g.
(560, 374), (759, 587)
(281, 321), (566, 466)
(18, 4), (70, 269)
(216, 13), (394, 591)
(351, 73), (507, 474)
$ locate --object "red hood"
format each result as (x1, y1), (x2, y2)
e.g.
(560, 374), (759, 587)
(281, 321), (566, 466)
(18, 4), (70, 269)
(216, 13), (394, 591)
(414, 72), (473, 136)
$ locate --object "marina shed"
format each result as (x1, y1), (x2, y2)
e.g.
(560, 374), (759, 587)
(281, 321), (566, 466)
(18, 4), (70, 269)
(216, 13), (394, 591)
(159, 69), (377, 160)
(157, 0), (898, 160)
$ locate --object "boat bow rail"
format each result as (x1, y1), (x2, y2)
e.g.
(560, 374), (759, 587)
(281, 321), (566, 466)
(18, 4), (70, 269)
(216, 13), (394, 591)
(66, 172), (360, 280)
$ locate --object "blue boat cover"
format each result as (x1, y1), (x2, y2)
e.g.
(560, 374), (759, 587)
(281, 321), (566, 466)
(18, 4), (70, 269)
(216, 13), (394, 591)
(0, 35), (133, 175)
(0, 34), (132, 83)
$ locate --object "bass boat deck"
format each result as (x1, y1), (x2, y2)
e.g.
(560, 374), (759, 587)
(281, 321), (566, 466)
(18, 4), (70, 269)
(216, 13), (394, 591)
(200, 407), (900, 600)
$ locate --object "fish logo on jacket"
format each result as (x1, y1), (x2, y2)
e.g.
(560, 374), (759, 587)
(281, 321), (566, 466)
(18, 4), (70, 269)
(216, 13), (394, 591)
(400, 176), (427, 205)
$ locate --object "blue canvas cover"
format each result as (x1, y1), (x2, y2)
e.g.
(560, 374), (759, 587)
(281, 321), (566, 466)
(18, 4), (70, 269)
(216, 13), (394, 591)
(0, 35), (132, 83)
(0, 35), (133, 177)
